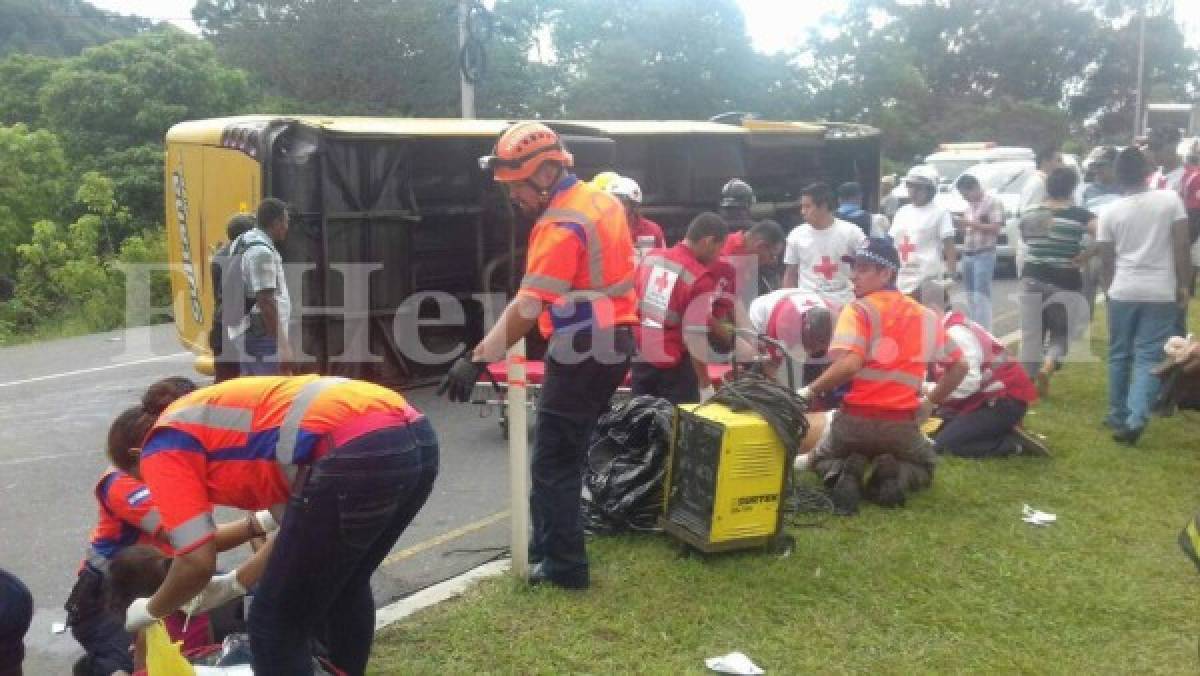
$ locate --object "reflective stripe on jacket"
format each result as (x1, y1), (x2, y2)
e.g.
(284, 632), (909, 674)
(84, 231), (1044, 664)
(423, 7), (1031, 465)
(936, 311), (1037, 413)
(635, 243), (712, 367)
(140, 375), (421, 554)
(830, 290), (958, 413)
(518, 177), (638, 337)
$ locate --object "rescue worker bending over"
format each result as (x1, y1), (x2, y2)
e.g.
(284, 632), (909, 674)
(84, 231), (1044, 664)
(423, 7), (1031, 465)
(799, 237), (968, 513)
(742, 288), (836, 404)
(633, 212), (729, 404)
(69, 377), (277, 676)
(719, 219), (786, 299)
(929, 310), (1049, 458)
(440, 122), (637, 590)
(115, 376), (439, 676)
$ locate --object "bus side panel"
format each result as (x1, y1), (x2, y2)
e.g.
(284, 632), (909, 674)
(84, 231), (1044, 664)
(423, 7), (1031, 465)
(165, 143), (209, 355)
(164, 143), (262, 358)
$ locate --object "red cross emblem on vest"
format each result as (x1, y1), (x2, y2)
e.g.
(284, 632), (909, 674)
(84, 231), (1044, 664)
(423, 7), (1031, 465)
(813, 255), (838, 280)
(653, 269), (672, 294)
(898, 236), (916, 262)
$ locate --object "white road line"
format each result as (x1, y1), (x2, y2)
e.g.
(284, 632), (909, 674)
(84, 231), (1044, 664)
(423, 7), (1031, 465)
(0, 450), (96, 468)
(0, 352), (192, 389)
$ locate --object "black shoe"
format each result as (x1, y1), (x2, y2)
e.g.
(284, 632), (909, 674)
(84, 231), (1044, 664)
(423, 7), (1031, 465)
(830, 454), (865, 515)
(867, 454), (906, 507)
(872, 478), (907, 508)
(1112, 426), (1144, 446)
(528, 563), (589, 590)
(1013, 426), (1051, 457)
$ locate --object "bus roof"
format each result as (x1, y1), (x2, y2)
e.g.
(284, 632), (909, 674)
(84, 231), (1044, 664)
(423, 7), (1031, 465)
(166, 115), (867, 145)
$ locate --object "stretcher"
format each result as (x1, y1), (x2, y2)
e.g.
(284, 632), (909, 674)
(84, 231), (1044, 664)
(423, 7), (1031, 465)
(471, 361), (735, 438)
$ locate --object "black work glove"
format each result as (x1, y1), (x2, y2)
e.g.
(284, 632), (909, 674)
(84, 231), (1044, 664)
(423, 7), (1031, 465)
(437, 355), (486, 403)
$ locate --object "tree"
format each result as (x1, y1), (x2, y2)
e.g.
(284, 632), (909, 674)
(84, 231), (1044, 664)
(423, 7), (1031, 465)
(33, 29), (255, 230)
(0, 123), (69, 282)
(0, 0), (146, 58)
(193, 0), (461, 116)
(0, 53), (58, 127)
(1, 171), (168, 338)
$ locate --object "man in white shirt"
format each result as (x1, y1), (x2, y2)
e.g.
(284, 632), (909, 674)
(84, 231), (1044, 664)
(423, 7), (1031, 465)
(1097, 147), (1193, 445)
(889, 166), (956, 301)
(1019, 146), (1063, 214)
(745, 288), (837, 390)
(783, 182), (864, 307)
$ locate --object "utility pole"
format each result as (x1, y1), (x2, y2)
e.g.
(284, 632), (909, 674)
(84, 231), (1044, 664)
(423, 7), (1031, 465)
(1133, 3), (1147, 139)
(458, 0), (476, 119)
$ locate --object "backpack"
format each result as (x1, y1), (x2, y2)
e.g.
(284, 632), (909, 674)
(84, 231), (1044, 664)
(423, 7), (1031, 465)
(209, 236), (270, 353)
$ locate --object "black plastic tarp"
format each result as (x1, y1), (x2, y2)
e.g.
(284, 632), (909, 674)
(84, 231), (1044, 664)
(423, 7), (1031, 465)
(582, 396), (675, 535)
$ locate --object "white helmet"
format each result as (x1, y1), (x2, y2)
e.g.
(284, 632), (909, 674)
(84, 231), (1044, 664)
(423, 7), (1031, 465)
(903, 165), (939, 189)
(606, 176), (643, 205)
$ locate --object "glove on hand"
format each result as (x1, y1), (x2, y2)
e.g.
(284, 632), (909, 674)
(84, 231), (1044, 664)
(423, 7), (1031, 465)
(184, 570), (247, 616)
(253, 509), (279, 534)
(124, 597), (159, 632)
(437, 355), (485, 403)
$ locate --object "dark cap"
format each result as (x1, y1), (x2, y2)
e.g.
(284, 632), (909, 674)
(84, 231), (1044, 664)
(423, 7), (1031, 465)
(843, 236), (900, 270)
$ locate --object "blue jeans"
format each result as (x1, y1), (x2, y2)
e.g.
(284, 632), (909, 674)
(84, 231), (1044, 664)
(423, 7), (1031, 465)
(249, 419), (439, 676)
(1106, 300), (1177, 431)
(241, 333), (283, 376)
(960, 249), (996, 330)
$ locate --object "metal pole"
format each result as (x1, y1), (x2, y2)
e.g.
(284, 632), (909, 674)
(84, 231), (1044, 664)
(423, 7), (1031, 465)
(1133, 4), (1146, 139)
(507, 339), (530, 579)
(458, 0), (476, 119)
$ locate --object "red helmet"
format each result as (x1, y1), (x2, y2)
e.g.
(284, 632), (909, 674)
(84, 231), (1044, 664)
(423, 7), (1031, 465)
(479, 122), (574, 182)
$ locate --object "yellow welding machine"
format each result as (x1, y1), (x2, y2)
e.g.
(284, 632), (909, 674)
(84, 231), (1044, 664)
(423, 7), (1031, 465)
(660, 402), (789, 553)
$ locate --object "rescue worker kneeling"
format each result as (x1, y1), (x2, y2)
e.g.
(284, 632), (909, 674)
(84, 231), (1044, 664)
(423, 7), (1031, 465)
(633, 212), (729, 404)
(799, 237), (968, 513)
(929, 310), (1049, 458)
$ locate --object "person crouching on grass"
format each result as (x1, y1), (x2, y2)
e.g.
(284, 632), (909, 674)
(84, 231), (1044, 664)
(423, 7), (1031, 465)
(797, 237), (967, 514)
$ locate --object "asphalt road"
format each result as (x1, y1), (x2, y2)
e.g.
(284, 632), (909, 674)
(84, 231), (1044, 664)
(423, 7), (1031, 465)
(3, 278), (1021, 672)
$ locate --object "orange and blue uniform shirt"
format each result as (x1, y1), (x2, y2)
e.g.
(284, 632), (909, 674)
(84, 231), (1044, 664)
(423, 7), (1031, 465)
(82, 469), (171, 574)
(518, 175), (639, 337)
(829, 289), (962, 416)
(139, 375), (422, 555)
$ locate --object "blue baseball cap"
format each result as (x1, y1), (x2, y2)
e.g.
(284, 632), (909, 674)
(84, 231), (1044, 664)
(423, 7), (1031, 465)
(843, 236), (900, 270)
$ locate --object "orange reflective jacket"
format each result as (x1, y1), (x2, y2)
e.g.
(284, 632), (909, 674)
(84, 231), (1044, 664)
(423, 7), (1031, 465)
(829, 290), (959, 413)
(139, 375), (421, 554)
(518, 176), (638, 337)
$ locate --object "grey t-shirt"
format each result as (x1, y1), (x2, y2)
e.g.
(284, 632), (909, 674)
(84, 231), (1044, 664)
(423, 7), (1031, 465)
(231, 228), (290, 339)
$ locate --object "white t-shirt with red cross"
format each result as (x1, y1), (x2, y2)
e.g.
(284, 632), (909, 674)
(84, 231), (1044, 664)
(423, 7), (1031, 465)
(749, 289), (837, 337)
(782, 219), (864, 305)
(889, 202), (955, 294)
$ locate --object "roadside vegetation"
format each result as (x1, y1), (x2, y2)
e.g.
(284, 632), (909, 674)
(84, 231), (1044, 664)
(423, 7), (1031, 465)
(370, 303), (1200, 673)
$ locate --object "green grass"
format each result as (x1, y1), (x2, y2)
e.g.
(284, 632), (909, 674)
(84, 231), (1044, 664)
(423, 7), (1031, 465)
(371, 304), (1200, 674)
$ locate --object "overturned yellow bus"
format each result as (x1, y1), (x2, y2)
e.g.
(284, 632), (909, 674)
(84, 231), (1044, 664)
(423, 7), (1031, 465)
(164, 115), (881, 384)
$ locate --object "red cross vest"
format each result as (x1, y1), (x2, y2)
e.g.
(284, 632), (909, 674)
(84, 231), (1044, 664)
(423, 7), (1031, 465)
(936, 311), (1038, 413)
(635, 243), (711, 367)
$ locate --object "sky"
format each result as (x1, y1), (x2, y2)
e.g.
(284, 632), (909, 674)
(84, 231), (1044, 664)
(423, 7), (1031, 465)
(87, 0), (1200, 53)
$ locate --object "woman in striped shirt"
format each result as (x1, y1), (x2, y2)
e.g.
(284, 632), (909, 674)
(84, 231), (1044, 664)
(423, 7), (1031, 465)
(1018, 167), (1097, 395)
